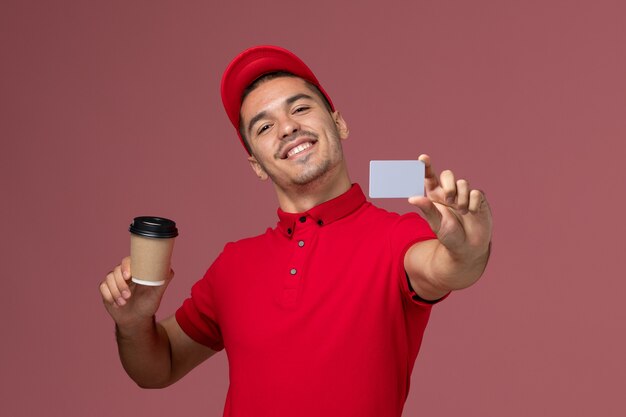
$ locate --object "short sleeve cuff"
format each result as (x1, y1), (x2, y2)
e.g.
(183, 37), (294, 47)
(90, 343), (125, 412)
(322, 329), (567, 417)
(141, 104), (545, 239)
(175, 304), (225, 351)
(405, 273), (451, 305)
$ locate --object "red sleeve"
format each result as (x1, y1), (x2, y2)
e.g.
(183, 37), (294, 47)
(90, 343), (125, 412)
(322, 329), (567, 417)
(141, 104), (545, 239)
(175, 256), (225, 351)
(390, 213), (449, 306)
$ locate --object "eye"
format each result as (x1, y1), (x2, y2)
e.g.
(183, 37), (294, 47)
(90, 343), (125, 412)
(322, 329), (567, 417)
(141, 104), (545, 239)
(257, 123), (271, 135)
(293, 105), (310, 114)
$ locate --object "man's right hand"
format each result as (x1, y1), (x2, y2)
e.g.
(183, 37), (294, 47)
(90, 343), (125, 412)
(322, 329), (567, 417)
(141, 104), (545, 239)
(99, 256), (174, 328)
(99, 257), (214, 388)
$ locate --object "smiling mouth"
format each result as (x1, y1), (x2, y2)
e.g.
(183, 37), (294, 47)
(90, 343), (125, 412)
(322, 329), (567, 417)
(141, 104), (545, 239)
(287, 142), (314, 158)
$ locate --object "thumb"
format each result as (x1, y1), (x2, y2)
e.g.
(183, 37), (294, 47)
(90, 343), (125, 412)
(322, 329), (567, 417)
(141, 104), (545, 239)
(408, 196), (442, 234)
(121, 256), (132, 281)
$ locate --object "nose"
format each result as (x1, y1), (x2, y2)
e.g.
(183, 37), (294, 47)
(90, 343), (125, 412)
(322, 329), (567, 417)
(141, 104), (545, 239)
(279, 115), (300, 140)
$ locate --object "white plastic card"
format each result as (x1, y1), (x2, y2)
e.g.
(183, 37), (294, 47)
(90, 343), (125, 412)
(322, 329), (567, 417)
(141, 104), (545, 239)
(369, 160), (425, 198)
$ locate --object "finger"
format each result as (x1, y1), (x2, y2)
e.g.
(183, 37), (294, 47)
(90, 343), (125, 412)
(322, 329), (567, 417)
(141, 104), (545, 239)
(440, 170), (457, 205)
(408, 196), (442, 234)
(113, 265), (131, 300)
(456, 179), (470, 214)
(463, 190), (492, 248)
(418, 154), (439, 191)
(468, 189), (485, 213)
(105, 270), (126, 306)
(418, 154), (432, 175)
(99, 280), (115, 305)
(121, 256), (131, 280)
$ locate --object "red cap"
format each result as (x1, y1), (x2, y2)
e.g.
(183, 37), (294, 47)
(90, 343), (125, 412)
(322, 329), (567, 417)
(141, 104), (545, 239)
(220, 45), (335, 154)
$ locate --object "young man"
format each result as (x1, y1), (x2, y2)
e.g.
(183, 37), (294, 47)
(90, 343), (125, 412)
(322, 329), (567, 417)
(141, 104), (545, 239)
(100, 45), (493, 416)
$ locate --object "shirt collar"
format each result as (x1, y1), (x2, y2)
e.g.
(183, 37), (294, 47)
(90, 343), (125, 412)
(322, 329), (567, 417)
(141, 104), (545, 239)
(276, 184), (366, 237)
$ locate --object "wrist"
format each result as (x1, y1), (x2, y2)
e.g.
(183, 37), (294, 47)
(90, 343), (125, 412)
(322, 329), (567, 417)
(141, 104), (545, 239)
(434, 241), (491, 291)
(445, 240), (491, 266)
(115, 316), (157, 340)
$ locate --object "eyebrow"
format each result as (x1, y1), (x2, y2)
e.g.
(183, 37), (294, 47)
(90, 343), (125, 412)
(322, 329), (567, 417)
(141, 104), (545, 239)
(247, 93), (315, 136)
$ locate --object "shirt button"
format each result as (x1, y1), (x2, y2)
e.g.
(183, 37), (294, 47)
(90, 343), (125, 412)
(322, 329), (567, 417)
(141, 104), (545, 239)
(317, 219), (323, 226)
(298, 240), (305, 247)
(290, 268), (297, 275)
(299, 216), (306, 223)
(287, 228), (292, 235)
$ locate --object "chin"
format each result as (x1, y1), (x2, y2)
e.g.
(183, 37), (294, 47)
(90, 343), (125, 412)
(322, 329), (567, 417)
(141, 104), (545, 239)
(291, 159), (336, 186)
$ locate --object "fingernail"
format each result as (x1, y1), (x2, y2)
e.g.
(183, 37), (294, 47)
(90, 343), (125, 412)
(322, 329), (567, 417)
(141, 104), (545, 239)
(116, 297), (126, 306)
(122, 290), (131, 299)
(123, 271), (130, 279)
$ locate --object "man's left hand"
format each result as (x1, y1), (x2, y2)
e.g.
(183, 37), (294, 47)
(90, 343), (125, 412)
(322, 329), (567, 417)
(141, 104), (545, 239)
(408, 154), (493, 261)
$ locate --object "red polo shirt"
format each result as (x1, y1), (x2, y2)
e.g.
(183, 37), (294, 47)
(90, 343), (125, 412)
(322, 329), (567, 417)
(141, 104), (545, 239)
(176, 184), (442, 417)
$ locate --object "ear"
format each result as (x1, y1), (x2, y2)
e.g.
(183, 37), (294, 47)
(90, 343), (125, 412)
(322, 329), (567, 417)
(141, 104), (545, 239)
(248, 154), (269, 181)
(332, 111), (350, 140)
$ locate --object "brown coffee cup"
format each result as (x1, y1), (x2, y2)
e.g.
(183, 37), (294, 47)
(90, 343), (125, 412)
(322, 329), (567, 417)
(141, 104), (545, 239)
(129, 216), (178, 286)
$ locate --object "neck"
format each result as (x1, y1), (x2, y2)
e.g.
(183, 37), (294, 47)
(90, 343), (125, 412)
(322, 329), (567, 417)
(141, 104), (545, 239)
(274, 165), (352, 213)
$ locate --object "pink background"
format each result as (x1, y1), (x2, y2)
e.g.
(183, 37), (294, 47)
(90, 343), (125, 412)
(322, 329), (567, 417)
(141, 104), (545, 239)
(2, 1), (625, 416)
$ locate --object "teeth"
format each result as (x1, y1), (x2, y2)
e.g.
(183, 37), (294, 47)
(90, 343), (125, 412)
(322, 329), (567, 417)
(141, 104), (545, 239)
(287, 142), (312, 157)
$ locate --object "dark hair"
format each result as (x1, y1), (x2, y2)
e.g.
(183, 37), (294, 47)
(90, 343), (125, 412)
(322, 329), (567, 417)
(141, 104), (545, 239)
(238, 71), (333, 154)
